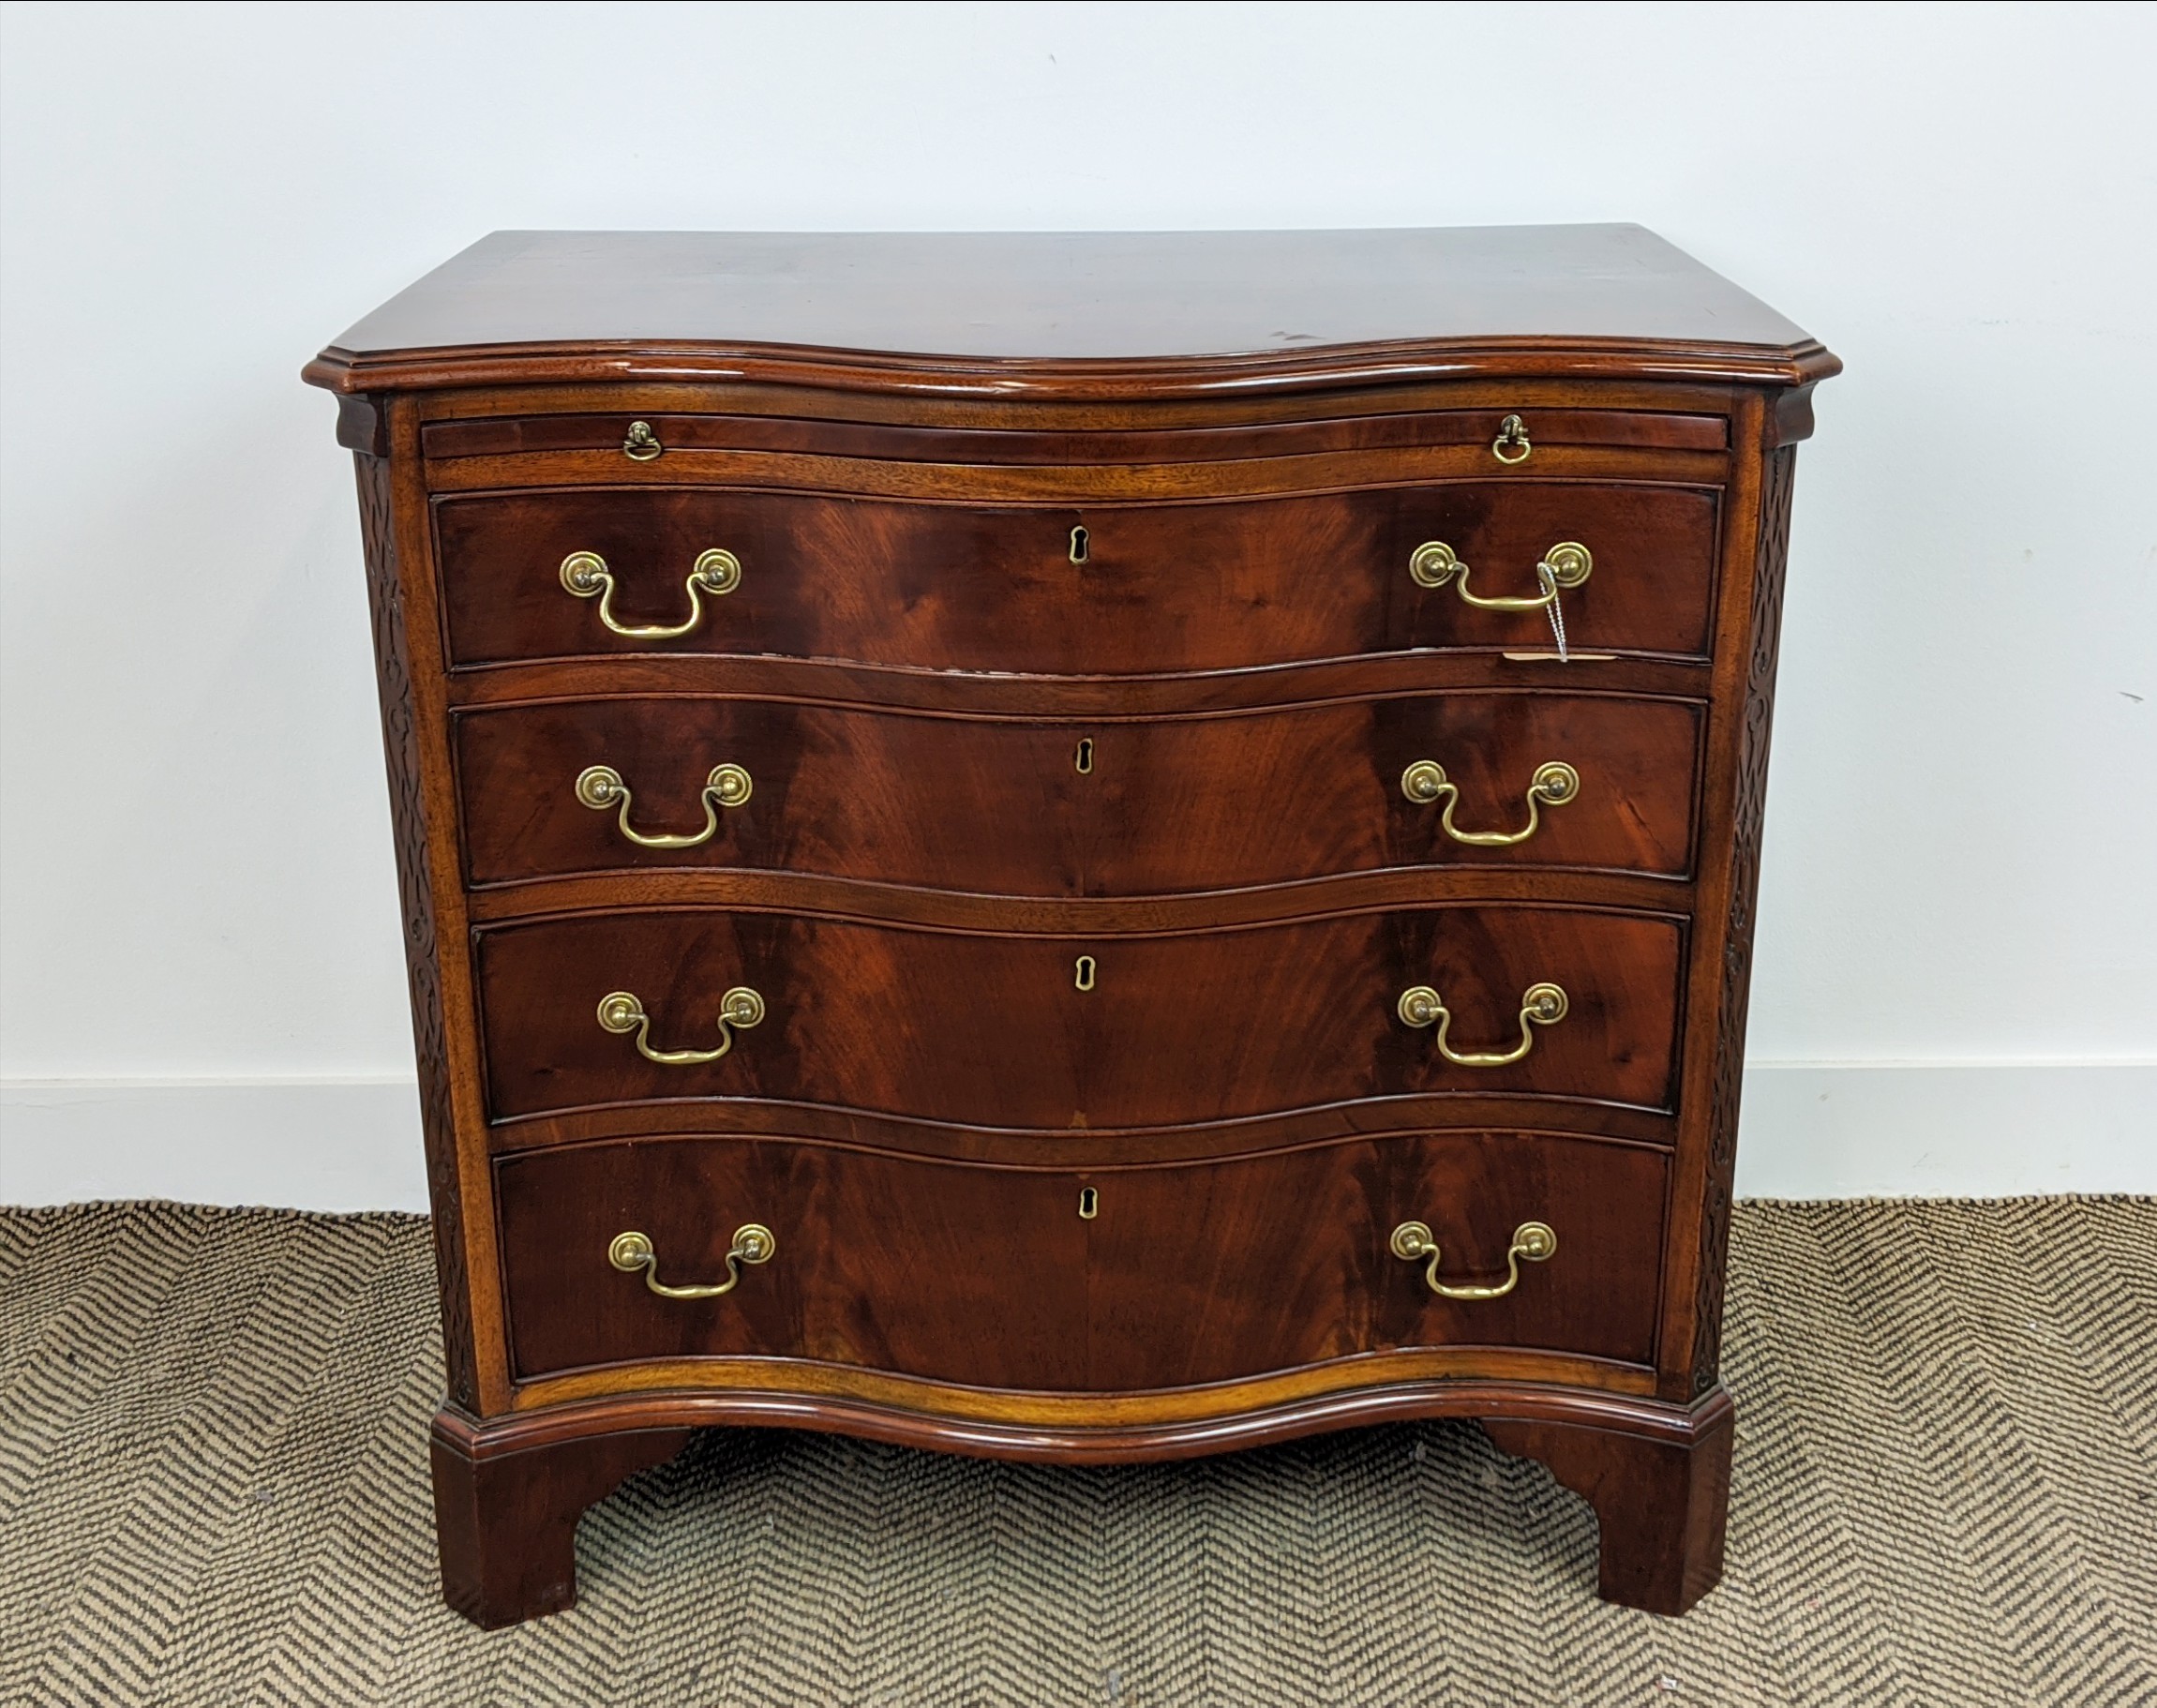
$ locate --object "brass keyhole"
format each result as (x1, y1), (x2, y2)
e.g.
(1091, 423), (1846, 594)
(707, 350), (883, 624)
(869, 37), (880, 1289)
(1074, 738), (1094, 774)
(1078, 1187), (1100, 1220)
(1074, 955), (1097, 992)
(1070, 525), (1089, 563)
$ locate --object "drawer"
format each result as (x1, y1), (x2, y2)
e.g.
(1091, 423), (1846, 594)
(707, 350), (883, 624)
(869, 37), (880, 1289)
(499, 1136), (1087, 1387)
(431, 483), (1720, 672)
(474, 906), (1685, 1128)
(422, 407), (1732, 463)
(455, 693), (1702, 890)
(496, 1131), (1667, 1385)
(1083, 1131), (1669, 1384)
(459, 690), (1700, 892)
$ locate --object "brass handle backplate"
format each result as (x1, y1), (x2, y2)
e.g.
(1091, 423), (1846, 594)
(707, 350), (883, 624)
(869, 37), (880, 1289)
(609, 1224), (774, 1298)
(1390, 1219), (1555, 1299)
(597, 986), (764, 1065)
(1401, 759), (1579, 846)
(560, 547), (741, 639)
(1408, 540), (1591, 611)
(577, 762), (752, 847)
(1398, 981), (1567, 1067)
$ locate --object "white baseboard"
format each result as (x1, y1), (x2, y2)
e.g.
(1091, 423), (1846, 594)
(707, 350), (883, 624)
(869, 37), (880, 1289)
(1730, 1061), (2152, 1197)
(0, 1078), (430, 1212)
(1, 1064), (2149, 1211)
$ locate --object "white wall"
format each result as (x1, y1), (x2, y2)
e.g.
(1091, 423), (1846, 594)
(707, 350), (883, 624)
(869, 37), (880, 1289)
(2, 1), (2150, 1207)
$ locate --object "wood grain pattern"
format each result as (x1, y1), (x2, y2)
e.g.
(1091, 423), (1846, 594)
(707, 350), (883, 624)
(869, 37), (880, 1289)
(411, 374), (1754, 436)
(473, 906), (1686, 1128)
(303, 227), (1833, 398)
(355, 452), (478, 1412)
(379, 402), (525, 1418)
(1079, 1132), (1667, 1386)
(494, 1131), (1667, 1386)
(442, 646), (1716, 723)
(483, 1094), (1677, 1169)
(458, 862), (1690, 937)
(453, 692), (1701, 891)
(1690, 444), (1798, 1397)
(312, 226), (1833, 1626)
(431, 482), (1721, 671)
(430, 1408), (689, 1628)
(322, 338), (1833, 401)
(424, 1369), (1728, 1625)
(1482, 1386), (1733, 1616)
(511, 1339), (1660, 1422)
(420, 442), (1734, 503)
(420, 404), (1729, 463)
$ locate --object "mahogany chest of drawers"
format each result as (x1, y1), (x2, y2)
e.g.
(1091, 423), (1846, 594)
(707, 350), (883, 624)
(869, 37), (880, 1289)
(306, 227), (1835, 1627)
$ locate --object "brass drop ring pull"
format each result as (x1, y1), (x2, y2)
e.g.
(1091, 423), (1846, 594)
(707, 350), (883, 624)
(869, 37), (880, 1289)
(608, 1224), (774, 1298)
(576, 762), (752, 848)
(1398, 981), (1567, 1067)
(597, 986), (765, 1065)
(1401, 759), (1578, 845)
(622, 420), (664, 461)
(1408, 540), (1592, 611)
(1390, 1219), (1556, 1299)
(1491, 413), (1533, 464)
(559, 547), (741, 639)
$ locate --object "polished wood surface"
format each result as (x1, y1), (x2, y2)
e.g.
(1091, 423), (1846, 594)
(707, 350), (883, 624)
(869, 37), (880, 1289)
(314, 225), (1832, 1624)
(421, 403), (1730, 463)
(495, 1132), (1667, 1385)
(431, 1410), (689, 1629)
(402, 374), (1772, 442)
(433, 481), (1720, 671)
(442, 642), (1714, 722)
(308, 227), (1825, 396)
(431, 1376), (1727, 1625)
(454, 692), (1701, 891)
(1482, 1393), (1733, 1616)
(473, 906), (1685, 1127)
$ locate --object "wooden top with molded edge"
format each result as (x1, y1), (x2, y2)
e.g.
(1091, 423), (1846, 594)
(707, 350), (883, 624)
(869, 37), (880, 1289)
(303, 226), (1835, 397)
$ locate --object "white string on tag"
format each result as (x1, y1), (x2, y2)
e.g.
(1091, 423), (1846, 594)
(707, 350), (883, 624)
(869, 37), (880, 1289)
(1540, 562), (1569, 663)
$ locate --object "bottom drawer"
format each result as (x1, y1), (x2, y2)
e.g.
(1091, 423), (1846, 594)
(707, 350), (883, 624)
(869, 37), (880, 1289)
(497, 1133), (1668, 1387)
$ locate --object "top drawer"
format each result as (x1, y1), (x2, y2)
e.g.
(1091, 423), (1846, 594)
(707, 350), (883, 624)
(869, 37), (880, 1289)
(431, 483), (1722, 673)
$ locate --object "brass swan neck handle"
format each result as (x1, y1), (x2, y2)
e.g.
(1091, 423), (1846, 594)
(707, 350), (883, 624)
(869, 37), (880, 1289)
(608, 1225), (774, 1298)
(577, 763), (752, 848)
(597, 987), (764, 1065)
(1408, 540), (1591, 612)
(1397, 981), (1567, 1068)
(1401, 759), (1579, 846)
(1390, 1220), (1556, 1300)
(559, 547), (741, 639)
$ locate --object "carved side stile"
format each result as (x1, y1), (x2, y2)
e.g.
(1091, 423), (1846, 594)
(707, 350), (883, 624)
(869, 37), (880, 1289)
(1691, 444), (1798, 1396)
(355, 450), (478, 1409)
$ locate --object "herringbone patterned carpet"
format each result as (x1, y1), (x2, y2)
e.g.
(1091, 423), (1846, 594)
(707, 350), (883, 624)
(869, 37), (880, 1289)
(1, 1200), (2151, 1705)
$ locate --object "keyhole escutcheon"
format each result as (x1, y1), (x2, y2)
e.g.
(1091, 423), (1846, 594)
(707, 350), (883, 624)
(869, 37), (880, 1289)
(1078, 1187), (1100, 1220)
(1070, 525), (1089, 563)
(1074, 955), (1097, 992)
(1074, 738), (1094, 774)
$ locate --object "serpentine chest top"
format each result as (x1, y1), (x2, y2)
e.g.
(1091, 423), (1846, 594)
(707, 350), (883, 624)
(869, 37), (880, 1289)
(306, 226), (1835, 1627)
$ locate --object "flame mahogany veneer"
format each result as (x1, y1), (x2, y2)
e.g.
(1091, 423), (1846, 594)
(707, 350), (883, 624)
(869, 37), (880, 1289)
(308, 227), (1834, 1627)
